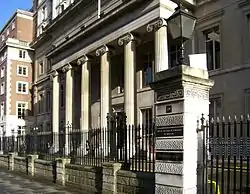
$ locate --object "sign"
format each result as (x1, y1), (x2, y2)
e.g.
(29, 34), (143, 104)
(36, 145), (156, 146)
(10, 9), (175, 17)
(156, 152), (183, 161)
(156, 127), (183, 137)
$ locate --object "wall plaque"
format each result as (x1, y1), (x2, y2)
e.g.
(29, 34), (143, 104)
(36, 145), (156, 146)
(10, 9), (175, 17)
(166, 105), (172, 113)
(156, 152), (183, 161)
(156, 127), (183, 137)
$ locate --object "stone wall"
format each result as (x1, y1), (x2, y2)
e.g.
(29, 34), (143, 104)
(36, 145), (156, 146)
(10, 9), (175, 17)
(117, 170), (155, 194)
(0, 155), (9, 168)
(65, 164), (102, 193)
(14, 156), (27, 174)
(34, 159), (55, 182)
(0, 154), (156, 194)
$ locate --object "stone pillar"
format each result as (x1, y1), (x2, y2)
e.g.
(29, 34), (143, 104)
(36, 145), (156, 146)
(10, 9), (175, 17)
(8, 152), (17, 171)
(150, 65), (214, 193)
(77, 56), (91, 156)
(62, 64), (74, 126)
(51, 70), (59, 152)
(147, 18), (169, 73)
(118, 33), (137, 160)
(56, 158), (71, 186)
(62, 64), (74, 156)
(96, 45), (111, 129)
(102, 162), (122, 194)
(96, 45), (111, 156)
(77, 56), (91, 131)
(118, 33), (136, 125)
(27, 154), (38, 176)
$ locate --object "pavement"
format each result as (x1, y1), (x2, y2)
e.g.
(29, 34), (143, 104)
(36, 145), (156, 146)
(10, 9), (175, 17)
(0, 168), (80, 194)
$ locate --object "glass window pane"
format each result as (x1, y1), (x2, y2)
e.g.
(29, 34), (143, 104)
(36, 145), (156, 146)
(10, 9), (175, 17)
(206, 41), (213, 70)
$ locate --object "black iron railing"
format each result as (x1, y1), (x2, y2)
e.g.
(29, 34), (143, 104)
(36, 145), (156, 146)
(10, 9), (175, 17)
(0, 124), (155, 173)
(200, 115), (250, 194)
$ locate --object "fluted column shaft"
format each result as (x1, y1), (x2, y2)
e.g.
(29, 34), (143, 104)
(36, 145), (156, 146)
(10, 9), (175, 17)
(118, 33), (137, 125)
(147, 18), (169, 72)
(52, 71), (59, 133)
(96, 45), (111, 129)
(63, 64), (74, 127)
(77, 56), (91, 131)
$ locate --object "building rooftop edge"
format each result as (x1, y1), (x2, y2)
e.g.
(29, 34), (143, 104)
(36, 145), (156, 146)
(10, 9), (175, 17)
(0, 9), (34, 34)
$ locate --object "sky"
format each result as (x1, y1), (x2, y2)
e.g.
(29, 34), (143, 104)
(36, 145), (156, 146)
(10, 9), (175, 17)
(0, 0), (32, 31)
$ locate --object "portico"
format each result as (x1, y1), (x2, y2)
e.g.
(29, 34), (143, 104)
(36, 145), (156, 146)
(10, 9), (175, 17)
(50, 17), (173, 134)
(51, 15), (175, 135)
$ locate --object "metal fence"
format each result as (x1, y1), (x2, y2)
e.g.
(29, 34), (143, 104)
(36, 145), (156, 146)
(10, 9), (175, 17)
(0, 124), (155, 173)
(200, 115), (250, 194)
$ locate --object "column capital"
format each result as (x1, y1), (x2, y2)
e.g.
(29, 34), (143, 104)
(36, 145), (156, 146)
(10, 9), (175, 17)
(62, 63), (73, 73)
(50, 70), (59, 81)
(77, 55), (91, 66)
(96, 45), (109, 56)
(118, 33), (139, 46)
(147, 18), (167, 32)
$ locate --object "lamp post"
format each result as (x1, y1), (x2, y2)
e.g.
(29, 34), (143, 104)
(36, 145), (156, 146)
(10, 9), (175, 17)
(167, 0), (196, 65)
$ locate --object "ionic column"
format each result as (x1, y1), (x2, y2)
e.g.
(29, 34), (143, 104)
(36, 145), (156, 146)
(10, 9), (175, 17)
(118, 33), (137, 125)
(51, 70), (59, 133)
(77, 56), (91, 131)
(147, 18), (169, 73)
(96, 45), (111, 129)
(51, 70), (59, 152)
(62, 64), (74, 127)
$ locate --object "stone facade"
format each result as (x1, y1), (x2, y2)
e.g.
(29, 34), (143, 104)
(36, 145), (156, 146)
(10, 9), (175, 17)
(30, 0), (250, 134)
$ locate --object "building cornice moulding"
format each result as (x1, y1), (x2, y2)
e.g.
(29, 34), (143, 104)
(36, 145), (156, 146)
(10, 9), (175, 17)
(238, 0), (250, 8)
(196, 9), (224, 25)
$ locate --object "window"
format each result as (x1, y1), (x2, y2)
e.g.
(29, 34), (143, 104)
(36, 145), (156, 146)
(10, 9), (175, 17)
(142, 53), (153, 87)
(16, 82), (28, 94)
(0, 83), (4, 95)
(204, 26), (220, 71)
(41, 5), (47, 21)
(141, 108), (153, 136)
(17, 102), (27, 119)
(60, 84), (64, 108)
(209, 96), (222, 119)
(19, 50), (26, 59)
(46, 91), (51, 112)
(0, 103), (4, 116)
(39, 62), (44, 75)
(12, 21), (15, 30)
(17, 66), (28, 76)
(39, 93), (44, 113)
(1, 67), (4, 78)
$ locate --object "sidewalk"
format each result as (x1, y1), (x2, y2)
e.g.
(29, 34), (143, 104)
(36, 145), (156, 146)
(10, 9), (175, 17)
(0, 168), (80, 194)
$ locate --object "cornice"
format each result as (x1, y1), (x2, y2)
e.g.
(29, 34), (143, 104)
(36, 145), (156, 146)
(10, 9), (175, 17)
(197, 9), (224, 25)
(238, 0), (250, 8)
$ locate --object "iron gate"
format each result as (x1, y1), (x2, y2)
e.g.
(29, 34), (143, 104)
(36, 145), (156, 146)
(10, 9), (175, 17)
(199, 115), (250, 194)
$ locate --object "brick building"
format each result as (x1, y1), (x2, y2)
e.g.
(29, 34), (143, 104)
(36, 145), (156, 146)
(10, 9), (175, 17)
(0, 10), (34, 135)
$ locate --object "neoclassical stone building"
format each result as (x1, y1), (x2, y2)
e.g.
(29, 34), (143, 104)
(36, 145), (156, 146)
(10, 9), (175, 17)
(31, 0), (250, 132)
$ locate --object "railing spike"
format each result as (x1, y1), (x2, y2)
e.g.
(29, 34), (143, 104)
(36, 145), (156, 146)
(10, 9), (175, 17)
(247, 114), (250, 120)
(222, 116), (225, 122)
(234, 115), (237, 122)
(228, 115), (231, 122)
(216, 116), (220, 123)
(211, 117), (214, 123)
(240, 114), (244, 121)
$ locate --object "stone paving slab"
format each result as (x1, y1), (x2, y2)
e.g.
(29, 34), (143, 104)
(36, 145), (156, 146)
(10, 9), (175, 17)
(0, 168), (80, 194)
